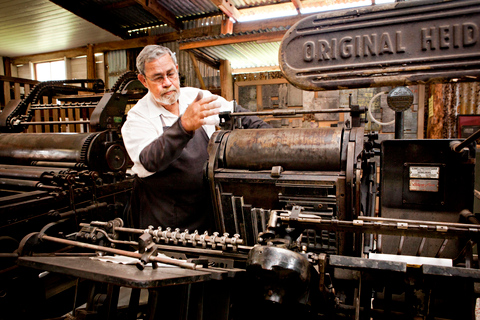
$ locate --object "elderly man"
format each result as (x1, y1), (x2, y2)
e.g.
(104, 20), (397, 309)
(121, 45), (269, 232)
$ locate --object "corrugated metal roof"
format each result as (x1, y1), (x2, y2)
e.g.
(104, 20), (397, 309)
(1, 0), (390, 72)
(0, 0), (121, 57)
(201, 41), (281, 69)
(178, 26), (287, 70)
(161, 0), (220, 18)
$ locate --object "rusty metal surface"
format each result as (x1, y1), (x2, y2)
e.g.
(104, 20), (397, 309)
(279, 0), (480, 91)
(17, 256), (209, 288)
(223, 128), (344, 171)
(0, 131), (127, 173)
(0, 133), (96, 163)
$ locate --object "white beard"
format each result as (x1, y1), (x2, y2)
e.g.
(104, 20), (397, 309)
(154, 88), (180, 106)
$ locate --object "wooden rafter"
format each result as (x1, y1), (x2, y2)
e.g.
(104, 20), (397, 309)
(189, 50), (220, 70)
(188, 51), (206, 90)
(291, 0), (302, 13)
(210, 0), (240, 22)
(179, 30), (286, 50)
(133, 0), (183, 31)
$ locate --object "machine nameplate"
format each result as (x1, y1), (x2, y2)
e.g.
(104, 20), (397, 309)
(279, 0), (480, 90)
(409, 179), (439, 192)
(409, 166), (440, 179)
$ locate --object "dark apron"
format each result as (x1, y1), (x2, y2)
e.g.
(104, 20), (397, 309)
(131, 119), (212, 232)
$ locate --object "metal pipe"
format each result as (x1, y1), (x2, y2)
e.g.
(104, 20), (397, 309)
(231, 108), (354, 117)
(452, 128), (480, 153)
(40, 235), (197, 270)
(0, 168), (50, 180)
(394, 112), (404, 139)
(21, 120), (91, 126)
(279, 215), (480, 239)
(0, 178), (59, 190)
(360, 216), (480, 228)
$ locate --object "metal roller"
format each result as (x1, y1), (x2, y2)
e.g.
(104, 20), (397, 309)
(223, 128), (344, 171)
(0, 133), (95, 163)
(0, 131), (127, 173)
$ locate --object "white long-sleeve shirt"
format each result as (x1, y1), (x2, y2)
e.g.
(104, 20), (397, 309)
(121, 87), (233, 178)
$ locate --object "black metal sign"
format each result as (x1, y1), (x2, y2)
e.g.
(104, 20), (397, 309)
(279, 0), (480, 90)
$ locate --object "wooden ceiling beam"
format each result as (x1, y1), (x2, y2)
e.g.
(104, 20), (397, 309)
(291, 0), (302, 13)
(189, 49), (220, 69)
(210, 0), (240, 22)
(11, 25), (221, 65)
(134, 0), (183, 31)
(179, 30), (286, 50)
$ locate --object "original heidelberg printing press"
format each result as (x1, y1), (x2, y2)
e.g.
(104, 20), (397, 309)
(6, 0), (480, 319)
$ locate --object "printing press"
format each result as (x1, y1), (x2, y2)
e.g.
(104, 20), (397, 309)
(3, 0), (480, 319)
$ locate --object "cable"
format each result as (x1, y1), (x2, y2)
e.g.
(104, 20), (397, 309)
(367, 91), (395, 126)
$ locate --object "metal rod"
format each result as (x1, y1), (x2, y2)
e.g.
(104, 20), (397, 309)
(453, 128), (480, 153)
(0, 168), (48, 180)
(20, 120), (91, 125)
(359, 216), (480, 228)
(83, 222), (244, 246)
(279, 216), (480, 239)
(0, 178), (59, 190)
(394, 112), (404, 139)
(40, 235), (198, 270)
(230, 108), (354, 117)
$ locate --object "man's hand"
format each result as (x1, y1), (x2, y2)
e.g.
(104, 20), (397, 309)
(180, 92), (221, 132)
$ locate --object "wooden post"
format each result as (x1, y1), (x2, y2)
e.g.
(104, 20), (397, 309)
(23, 83), (33, 133)
(219, 59), (233, 101)
(14, 83), (21, 99)
(188, 51), (206, 90)
(60, 107), (67, 132)
(427, 83), (444, 139)
(44, 96), (50, 133)
(3, 81), (11, 106)
(4, 57), (12, 77)
(87, 44), (96, 87)
(221, 17), (233, 34)
(417, 84), (425, 139)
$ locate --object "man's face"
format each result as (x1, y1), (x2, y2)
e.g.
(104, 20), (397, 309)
(139, 54), (180, 106)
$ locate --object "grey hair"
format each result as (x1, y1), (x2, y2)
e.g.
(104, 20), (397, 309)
(136, 45), (177, 75)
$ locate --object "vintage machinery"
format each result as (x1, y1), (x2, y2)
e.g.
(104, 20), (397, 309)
(4, 1), (480, 319)
(0, 72), (145, 319)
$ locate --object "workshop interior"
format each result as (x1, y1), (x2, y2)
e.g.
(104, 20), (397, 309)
(1, 0), (480, 319)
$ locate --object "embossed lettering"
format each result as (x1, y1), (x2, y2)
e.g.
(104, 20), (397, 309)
(464, 22), (478, 46)
(355, 36), (361, 57)
(340, 36), (353, 58)
(379, 33), (394, 55)
(303, 41), (314, 62)
(453, 24), (461, 48)
(396, 31), (406, 53)
(318, 40), (331, 60)
(363, 34), (377, 56)
(439, 25), (451, 49)
(421, 27), (437, 50)
(422, 23), (478, 51)
(331, 38), (338, 60)
(302, 31), (407, 63)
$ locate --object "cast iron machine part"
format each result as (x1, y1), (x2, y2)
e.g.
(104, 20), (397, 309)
(0, 71), (143, 133)
(208, 0), (480, 317)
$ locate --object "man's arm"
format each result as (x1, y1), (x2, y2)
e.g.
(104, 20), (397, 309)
(122, 112), (192, 176)
(139, 118), (193, 173)
(234, 104), (271, 129)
